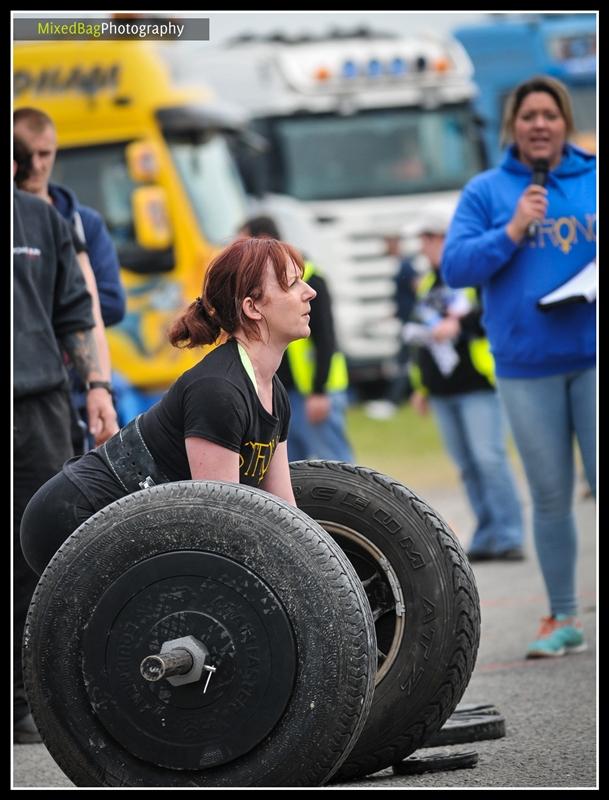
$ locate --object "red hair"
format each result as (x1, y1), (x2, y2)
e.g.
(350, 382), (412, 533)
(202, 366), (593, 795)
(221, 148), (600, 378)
(168, 238), (304, 348)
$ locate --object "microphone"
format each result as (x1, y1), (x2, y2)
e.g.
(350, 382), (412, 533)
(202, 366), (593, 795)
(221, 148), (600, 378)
(527, 158), (549, 238)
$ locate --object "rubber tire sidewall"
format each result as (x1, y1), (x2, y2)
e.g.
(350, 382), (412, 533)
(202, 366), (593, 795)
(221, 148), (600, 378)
(290, 461), (480, 780)
(24, 480), (376, 787)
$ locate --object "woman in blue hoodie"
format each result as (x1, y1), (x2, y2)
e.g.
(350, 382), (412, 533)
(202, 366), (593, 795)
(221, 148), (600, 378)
(442, 76), (596, 659)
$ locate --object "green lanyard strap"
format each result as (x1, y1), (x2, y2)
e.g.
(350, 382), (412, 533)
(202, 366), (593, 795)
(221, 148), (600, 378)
(237, 342), (258, 394)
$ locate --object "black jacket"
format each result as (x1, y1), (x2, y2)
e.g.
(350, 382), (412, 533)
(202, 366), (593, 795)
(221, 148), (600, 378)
(13, 188), (94, 399)
(413, 273), (493, 397)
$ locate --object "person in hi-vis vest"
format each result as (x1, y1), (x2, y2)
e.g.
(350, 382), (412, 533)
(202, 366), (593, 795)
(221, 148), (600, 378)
(237, 216), (353, 462)
(405, 203), (524, 563)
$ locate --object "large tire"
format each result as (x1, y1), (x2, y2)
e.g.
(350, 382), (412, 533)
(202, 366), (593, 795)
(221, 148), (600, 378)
(23, 481), (376, 787)
(290, 461), (480, 781)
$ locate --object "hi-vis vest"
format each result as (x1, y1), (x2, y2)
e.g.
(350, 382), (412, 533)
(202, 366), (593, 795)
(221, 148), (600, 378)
(286, 262), (349, 394)
(414, 272), (495, 387)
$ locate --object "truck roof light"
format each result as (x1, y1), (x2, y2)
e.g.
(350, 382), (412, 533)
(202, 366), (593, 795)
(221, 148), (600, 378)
(313, 66), (332, 81)
(341, 60), (359, 79)
(433, 57), (451, 72)
(367, 58), (383, 77)
(388, 57), (408, 75)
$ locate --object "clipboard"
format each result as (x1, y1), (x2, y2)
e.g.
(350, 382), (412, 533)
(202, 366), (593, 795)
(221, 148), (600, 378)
(537, 260), (596, 311)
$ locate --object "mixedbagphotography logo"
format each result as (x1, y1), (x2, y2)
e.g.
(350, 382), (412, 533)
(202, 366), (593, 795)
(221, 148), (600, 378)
(13, 17), (209, 41)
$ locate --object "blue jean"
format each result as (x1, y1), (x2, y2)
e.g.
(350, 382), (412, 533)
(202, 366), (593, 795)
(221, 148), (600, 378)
(287, 390), (354, 463)
(497, 368), (596, 617)
(429, 390), (524, 555)
(386, 341), (413, 406)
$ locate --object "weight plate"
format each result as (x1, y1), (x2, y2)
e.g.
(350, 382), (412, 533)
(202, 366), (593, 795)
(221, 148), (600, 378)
(392, 750), (479, 775)
(452, 702), (501, 717)
(82, 551), (297, 770)
(423, 714), (506, 748)
(23, 480), (377, 786)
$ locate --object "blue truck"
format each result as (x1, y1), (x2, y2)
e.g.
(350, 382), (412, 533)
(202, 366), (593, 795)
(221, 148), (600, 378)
(454, 13), (596, 165)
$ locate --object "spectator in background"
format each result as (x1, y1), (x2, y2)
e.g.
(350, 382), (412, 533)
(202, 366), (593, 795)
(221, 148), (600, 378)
(13, 145), (115, 742)
(14, 107), (125, 451)
(442, 76), (596, 658)
(238, 216), (354, 463)
(365, 232), (419, 420)
(405, 203), (524, 563)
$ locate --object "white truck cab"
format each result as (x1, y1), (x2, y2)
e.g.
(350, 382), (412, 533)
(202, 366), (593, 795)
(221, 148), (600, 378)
(178, 30), (487, 382)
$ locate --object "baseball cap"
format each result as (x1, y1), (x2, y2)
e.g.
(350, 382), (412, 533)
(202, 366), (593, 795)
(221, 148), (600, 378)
(404, 200), (457, 238)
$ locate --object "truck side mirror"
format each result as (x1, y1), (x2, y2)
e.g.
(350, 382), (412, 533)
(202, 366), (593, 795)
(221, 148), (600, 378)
(235, 149), (267, 197)
(229, 129), (270, 198)
(132, 186), (173, 250)
(126, 140), (162, 183)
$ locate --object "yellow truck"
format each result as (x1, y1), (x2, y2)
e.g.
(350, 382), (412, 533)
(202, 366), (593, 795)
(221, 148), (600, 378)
(14, 40), (249, 410)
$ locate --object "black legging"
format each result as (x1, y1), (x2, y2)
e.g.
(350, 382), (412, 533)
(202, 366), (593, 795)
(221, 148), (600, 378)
(20, 470), (98, 576)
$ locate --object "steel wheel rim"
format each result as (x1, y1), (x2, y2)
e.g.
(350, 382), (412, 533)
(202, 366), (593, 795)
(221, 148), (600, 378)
(318, 520), (405, 684)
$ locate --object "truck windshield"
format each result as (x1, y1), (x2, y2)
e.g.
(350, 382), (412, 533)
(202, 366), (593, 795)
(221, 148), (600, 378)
(167, 134), (248, 245)
(53, 143), (140, 256)
(53, 134), (247, 255)
(569, 85), (596, 132)
(268, 105), (485, 202)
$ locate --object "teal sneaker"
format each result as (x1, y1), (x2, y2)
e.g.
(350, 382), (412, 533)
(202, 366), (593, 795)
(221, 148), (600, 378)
(526, 615), (587, 658)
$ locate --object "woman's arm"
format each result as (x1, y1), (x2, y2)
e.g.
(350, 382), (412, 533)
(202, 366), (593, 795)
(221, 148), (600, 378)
(260, 441), (297, 506)
(442, 180), (520, 288)
(186, 436), (296, 505)
(185, 437), (240, 482)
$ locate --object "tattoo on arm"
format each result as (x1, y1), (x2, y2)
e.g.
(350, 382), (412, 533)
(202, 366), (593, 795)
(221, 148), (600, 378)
(60, 329), (101, 382)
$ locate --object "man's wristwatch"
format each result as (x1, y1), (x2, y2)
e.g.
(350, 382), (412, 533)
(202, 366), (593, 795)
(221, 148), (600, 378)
(85, 380), (113, 395)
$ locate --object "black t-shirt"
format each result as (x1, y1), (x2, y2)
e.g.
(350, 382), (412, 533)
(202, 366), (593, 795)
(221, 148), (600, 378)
(63, 340), (290, 508)
(140, 339), (290, 485)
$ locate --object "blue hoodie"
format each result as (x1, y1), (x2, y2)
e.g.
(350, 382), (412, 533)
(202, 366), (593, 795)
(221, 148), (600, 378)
(49, 183), (126, 328)
(442, 144), (596, 378)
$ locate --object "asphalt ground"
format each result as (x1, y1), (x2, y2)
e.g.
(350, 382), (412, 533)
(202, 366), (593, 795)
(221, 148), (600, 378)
(12, 487), (597, 789)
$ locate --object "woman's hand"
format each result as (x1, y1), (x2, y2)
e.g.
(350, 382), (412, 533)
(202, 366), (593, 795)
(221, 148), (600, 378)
(506, 185), (548, 243)
(410, 390), (429, 416)
(260, 441), (297, 506)
(305, 393), (331, 424)
(431, 317), (460, 342)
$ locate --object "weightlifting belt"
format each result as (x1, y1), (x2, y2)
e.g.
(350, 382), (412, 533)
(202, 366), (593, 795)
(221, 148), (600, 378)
(99, 414), (169, 494)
